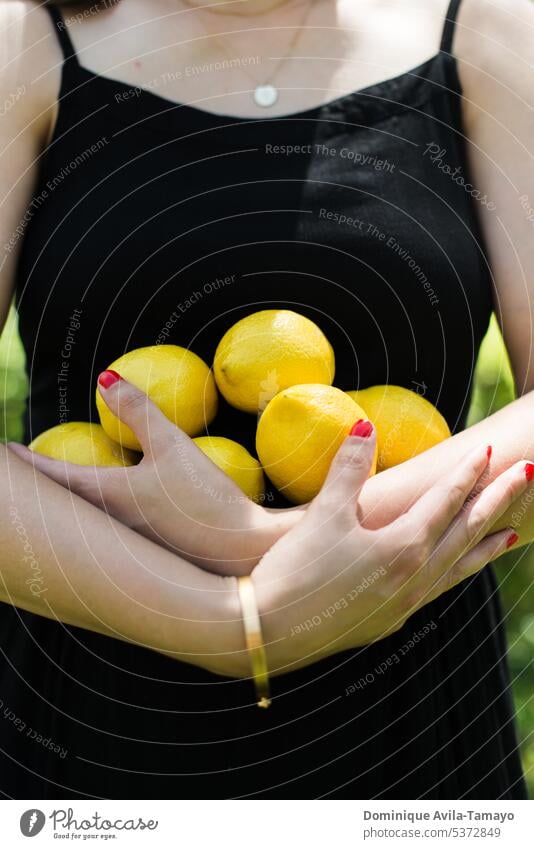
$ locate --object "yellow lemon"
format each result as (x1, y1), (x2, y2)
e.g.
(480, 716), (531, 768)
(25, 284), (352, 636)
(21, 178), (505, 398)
(347, 385), (451, 471)
(256, 384), (376, 504)
(193, 436), (265, 503)
(214, 310), (335, 414)
(29, 422), (138, 467)
(96, 345), (218, 451)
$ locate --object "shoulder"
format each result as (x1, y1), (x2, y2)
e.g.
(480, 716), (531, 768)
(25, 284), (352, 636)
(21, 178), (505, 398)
(455, 0), (534, 101)
(0, 1), (64, 81)
(0, 1), (65, 144)
(457, 0), (534, 53)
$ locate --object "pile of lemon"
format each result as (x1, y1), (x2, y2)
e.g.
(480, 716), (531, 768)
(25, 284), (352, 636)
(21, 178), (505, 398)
(30, 310), (451, 505)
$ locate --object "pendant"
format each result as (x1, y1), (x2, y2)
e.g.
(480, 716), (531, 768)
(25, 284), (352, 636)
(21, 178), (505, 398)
(254, 84), (279, 108)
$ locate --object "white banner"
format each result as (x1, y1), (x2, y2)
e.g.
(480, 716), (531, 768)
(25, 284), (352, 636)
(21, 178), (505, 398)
(0, 799), (533, 847)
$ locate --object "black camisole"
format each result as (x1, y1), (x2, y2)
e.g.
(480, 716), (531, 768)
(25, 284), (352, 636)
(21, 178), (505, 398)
(0, 0), (526, 798)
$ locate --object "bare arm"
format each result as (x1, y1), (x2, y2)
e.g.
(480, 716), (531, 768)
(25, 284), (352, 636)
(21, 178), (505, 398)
(358, 389), (534, 543)
(17, 370), (534, 570)
(1, 443), (247, 677)
(4, 424), (528, 685)
(0, 1), (56, 326)
(456, 0), (534, 394)
(356, 0), (534, 545)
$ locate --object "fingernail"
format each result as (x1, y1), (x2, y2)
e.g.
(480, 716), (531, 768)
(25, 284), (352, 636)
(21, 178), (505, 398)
(350, 419), (373, 438)
(487, 445), (492, 460)
(525, 463), (534, 482)
(506, 531), (519, 549)
(98, 370), (121, 389)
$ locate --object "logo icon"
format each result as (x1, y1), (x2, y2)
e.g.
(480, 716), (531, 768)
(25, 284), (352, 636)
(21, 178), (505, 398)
(20, 810), (46, 837)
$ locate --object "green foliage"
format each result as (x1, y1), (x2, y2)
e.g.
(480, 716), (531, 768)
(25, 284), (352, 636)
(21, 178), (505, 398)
(0, 308), (531, 795)
(468, 316), (534, 797)
(0, 307), (27, 443)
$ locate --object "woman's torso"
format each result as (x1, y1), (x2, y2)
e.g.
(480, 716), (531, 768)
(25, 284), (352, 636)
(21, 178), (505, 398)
(16, 0), (490, 447)
(1, 0), (526, 799)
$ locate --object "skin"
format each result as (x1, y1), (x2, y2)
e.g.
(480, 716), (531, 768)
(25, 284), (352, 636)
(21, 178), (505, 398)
(10, 374), (294, 574)
(2, 422), (531, 678)
(1, 0), (534, 678)
(10, 371), (534, 573)
(0, 442), (244, 677)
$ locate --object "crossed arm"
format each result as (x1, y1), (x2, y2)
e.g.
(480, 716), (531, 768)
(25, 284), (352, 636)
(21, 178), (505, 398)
(5, 375), (534, 680)
(11, 371), (534, 572)
(0, 442), (247, 677)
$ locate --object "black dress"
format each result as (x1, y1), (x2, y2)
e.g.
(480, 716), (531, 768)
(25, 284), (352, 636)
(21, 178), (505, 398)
(1, 0), (526, 798)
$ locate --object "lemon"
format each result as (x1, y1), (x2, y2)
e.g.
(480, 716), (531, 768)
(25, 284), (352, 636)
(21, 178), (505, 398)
(256, 384), (376, 504)
(193, 436), (265, 503)
(29, 422), (138, 467)
(96, 345), (218, 451)
(214, 310), (335, 414)
(347, 385), (451, 471)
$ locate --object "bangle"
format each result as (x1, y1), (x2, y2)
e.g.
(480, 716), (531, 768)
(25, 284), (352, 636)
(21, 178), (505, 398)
(237, 576), (272, 709)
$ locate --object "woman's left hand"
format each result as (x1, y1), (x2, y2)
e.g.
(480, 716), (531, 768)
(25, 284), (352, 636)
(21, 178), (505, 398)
(9, 373), (293, 574)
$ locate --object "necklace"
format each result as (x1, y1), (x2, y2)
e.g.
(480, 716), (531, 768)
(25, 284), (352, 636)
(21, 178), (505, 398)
(191, 1), (317, 109)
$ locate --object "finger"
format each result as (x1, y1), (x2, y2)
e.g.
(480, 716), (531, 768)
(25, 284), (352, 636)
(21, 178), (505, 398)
(423, 527), (517, 605)
(314, 419), (377, 520)
(7, 441), (112, 510)
(388, 442), (492, 547)
(428, 459), (533, 573)
(97, 370), (175, 454)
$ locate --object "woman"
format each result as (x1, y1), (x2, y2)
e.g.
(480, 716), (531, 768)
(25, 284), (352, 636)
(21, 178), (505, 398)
(0, 0), (533, 799)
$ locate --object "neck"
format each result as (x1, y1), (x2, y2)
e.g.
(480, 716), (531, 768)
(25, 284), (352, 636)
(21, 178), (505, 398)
(181, 0), (299, 16)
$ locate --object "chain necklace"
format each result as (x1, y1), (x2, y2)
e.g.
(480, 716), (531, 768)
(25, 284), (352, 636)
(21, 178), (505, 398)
(190, 1), (317, 108)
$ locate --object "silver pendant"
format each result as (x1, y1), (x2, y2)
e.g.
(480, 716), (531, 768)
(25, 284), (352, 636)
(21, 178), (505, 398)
(254, 84), (279, 108)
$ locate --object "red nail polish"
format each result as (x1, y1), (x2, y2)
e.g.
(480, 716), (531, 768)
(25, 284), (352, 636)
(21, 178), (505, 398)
(350, 419), (373, 438)
(506, 531), (519, 549)
(525, 463), (534, 482)
(486, 445), (492, 460)
(98, 370), (121, 389)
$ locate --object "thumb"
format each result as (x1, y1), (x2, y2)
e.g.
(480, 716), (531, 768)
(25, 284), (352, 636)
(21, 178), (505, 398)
(97, 370), (174, 454)
(315, 419), (376, 519)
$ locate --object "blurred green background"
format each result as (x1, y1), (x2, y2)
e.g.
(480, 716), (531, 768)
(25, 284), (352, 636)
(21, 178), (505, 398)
(467, 316), (534, 797)
(0, 307), (532, 796)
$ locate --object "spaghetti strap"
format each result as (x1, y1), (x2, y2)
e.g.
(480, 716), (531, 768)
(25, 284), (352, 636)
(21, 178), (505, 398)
(440, 0), (462, 53)
(45, 3), (79, 64)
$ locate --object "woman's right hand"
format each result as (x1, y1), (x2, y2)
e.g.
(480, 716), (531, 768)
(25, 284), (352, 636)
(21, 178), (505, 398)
(253, 422), (532, 675)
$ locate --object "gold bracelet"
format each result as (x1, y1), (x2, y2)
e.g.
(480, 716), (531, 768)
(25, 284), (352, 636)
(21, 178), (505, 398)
(237, 576), (272, 709)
